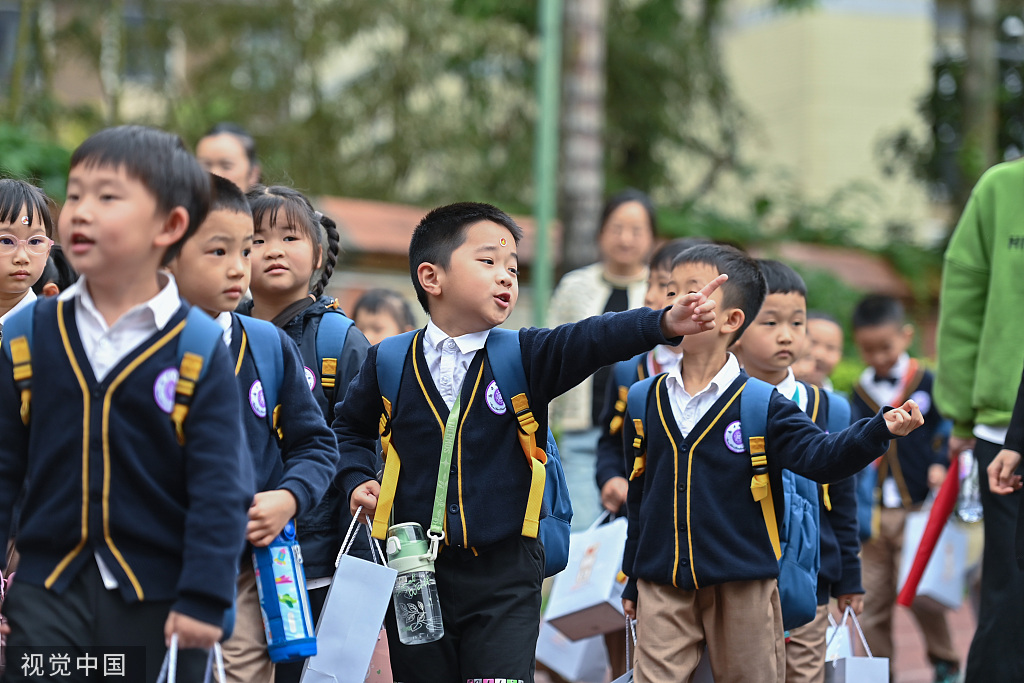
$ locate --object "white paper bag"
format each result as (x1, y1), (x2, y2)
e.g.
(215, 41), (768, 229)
(545, 513), (629, 640)
(536, 622), (609, 683)
(825, 612), (853, 663)
(898, 510), (968, 610)
(823, 607), (889, 683)
(301, 516), (398, 683)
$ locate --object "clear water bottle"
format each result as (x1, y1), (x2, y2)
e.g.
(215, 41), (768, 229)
(956, 449), (984, 524)
(386, 522), (444, 645)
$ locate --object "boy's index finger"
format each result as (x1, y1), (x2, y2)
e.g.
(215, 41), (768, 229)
(698, 273), (729, 299)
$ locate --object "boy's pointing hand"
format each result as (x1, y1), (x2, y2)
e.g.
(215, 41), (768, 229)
(884, 399), (924, 436)
(660, 273), (729, 338)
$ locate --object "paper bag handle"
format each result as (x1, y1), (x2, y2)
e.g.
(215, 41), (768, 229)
(156, 634), (225, 683)
(589, 510), (613, 531)
(826, 605), (873, 660)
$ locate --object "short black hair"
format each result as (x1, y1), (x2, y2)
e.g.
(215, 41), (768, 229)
(852, 294), (905, 330)
(0, 178), (54, 237)
(650, 237), (710, 272)
(31, 244), (79, 295)
(671, 243), (766, 341)
(209, 173), (251, 216)
(807, 310), (840, 326)
(354, 288), (417, 330)
(408, 202), (523, 313)
(600, 188), (657, 236)
(70, 125), (212, 264)
(757, 259), (807, 297)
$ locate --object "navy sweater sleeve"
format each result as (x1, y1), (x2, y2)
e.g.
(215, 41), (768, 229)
(334, 345), (386, 503)
(826, 476), (863, 598)
(176, 338), (253, 625)
(275, 328), (340, 517)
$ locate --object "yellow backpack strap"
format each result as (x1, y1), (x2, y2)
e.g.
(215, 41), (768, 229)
(510, 392), (547, 539)
(372, 396), (401, 540)
(750, 449), (781, 561)
(821, 483), (832, 511)
(744, 378), (781, 561)
(10, 336), (32, 426)
(170, 351), (204, 446)
(630, 417), (646, 481)
(609, 385), (629, 435)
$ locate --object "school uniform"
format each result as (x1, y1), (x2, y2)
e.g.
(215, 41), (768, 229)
(774, 372), (861, 683)
(237, 296), (369, 683)
(622, 356), (896, 683)
(851, 354), (958, 668)
(335, 307), (676, 683)
(218, 312), (339, 683)
(0, 276), (251, 683)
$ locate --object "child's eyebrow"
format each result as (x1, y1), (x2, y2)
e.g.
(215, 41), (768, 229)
(475, 244), (518, 260)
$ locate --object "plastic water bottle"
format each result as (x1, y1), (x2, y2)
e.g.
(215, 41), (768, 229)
(386, 522), (444, 645)
(252, 520), (317, 662)
(956, 449), (984, 524)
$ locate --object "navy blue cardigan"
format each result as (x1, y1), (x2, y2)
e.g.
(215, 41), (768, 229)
(230, 314), (338, 515)
(334, 308), (675, 550)
(0, 298), (252, 626)
(622, 371), (892, 600)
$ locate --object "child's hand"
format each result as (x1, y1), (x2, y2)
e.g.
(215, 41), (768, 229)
(622, 598), (636, 620)
(927, 463), (947, 489)
(883, 400), (923, 436)
(247, 490), (298, 547)
(949, 435), (976, 459)
(835, 593), (864, 615)
(164, 611), (222, 650)
(988, 449), (1023, 495)
(350, 480), (380, 517)
(660, 274), (728, 339)
(601, 477), (629, 514)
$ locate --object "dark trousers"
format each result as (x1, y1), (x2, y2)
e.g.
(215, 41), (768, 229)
(1, 560), (208, 682)
(384, 535), (544, 683)
(273, 584), (329, 683)
(964, 439), (1024, 682)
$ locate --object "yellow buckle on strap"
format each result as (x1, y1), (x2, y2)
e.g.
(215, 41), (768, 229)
(10, 336), (32, 425)
(170, 351), (204, 446)
(609, 386), (629, 435)
(822, 483), (832, 511)
(750, 453), (781, 561)
(511, 393), (546, 538)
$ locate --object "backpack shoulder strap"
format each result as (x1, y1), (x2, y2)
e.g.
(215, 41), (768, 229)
(236, 314), (285, 434)
(315, 307), (355, 406)
(742, 377), (781, 561)
(370, 328), (419, 540)
(823, 388), (851, 433)
(171, 307), (224, 446)
(609, 353), (647, 435)
(2, 300), (38, 426)
(485, 327), (546, 539)
(625, 374), (660, 481)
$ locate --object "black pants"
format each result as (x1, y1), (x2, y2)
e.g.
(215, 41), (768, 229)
(965, 439), (1024, 682)
(1, 560), (208, 682)
(384, 535), (544, 683)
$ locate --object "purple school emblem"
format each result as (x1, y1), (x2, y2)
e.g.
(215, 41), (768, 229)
(249, 380), (267, 418)
(724, 420), (745, 453)
(485, 380), (507, 415)
(304, 366), (316, 391)
(153, 368), (178, 414)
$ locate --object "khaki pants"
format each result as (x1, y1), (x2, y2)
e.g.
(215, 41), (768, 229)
(860, 506), (957, 664)
(785, 603), (830, 683)
(634, 578), (785, 683)
(219, 564), (275, 683)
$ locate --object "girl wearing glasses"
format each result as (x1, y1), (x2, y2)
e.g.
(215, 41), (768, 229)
(0, 179), (54, 333)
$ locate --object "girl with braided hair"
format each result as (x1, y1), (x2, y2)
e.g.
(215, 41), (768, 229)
(238, 185), (371, 683)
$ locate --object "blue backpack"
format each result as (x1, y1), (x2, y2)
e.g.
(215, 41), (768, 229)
(373, 328), (573, 577)
(626, 375), (849, 631)
(315, 307), (356, 407)
(235, 314), (285, 435)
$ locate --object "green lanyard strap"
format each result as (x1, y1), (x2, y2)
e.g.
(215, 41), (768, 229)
(428, 391), (461, 558)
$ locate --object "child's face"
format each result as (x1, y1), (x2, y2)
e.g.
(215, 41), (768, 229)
(853, 322), (912, 377)
(643, 266), (674, 309)
(733, 292), (806, 383)
(196, 134), (258, 192)
(429, 220), (518, 335)
(355, 308), (406, 346)
(805, 318), (843, 384)
(59, 164), (171, 283)
(250, 214), (320, 301)
(598, 201), (654, 274)
(0, 206), (50, 297)
(168, 209), (252, 316)
(669, 261), (731, 353)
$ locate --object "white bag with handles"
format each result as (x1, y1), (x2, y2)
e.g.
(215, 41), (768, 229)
(824, 606), (889, 683)
(155, 634), (225, 683)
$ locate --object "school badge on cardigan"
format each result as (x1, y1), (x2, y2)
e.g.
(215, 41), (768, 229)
(485, 380), (507, 415)
(723, 420), (745, 453)
(249, 380), (267, 418)
(303, 366), (316, 391)
(153, 368), (178, 414)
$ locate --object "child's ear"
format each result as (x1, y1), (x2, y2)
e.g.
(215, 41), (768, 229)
(153, 207), (190, 250)
(42, 282), (60, 297)
(720, 307), (745, 337)
(417, 262), (443, 299)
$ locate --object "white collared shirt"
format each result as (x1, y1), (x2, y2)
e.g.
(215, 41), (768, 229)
(59, 274), (181, 382)
(665, 353), (742, 439)
(423, 320), (490, 409)
(775, 367), (807, 412)
(0, 289), (36, 334)
(214, 311), (233, 348)
(649, 343), (682, 376)
(858, 352), (910, 408)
